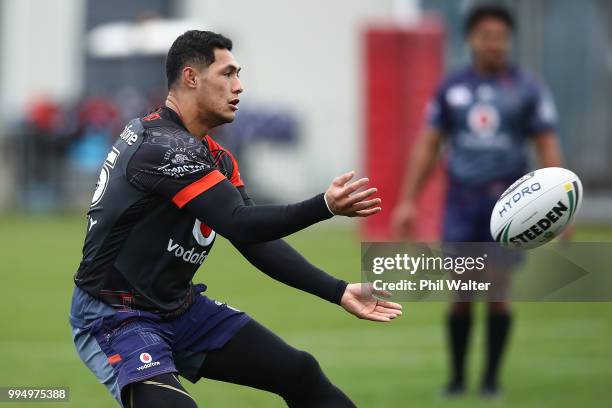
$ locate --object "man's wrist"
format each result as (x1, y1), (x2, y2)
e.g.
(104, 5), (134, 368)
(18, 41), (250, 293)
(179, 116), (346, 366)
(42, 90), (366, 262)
(332, 280), (349, 305)
(401, 195), (417, 206)
(322, 192), (335, 216)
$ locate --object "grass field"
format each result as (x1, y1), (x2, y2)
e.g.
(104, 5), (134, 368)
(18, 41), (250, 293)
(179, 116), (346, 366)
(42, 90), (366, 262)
(1, 215), (611, 407)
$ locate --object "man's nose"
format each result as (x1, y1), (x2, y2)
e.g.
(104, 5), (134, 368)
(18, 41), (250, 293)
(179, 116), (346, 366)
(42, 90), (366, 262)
(233, 78), (244, 94)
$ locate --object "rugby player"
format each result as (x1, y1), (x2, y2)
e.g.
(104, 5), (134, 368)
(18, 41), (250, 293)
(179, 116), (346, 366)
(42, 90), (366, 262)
(70, 30), (402, 407)
(392, 4), (565, 397)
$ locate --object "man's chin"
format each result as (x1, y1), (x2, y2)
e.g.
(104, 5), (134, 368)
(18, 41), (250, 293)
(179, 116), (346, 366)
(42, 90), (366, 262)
(479, 60), (506, 74)
(222, 110), (237, 122)
(211, 113), (236, 128)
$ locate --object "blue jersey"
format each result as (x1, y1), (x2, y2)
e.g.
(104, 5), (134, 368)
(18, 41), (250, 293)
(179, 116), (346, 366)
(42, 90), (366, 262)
(428, 66), (557, 187)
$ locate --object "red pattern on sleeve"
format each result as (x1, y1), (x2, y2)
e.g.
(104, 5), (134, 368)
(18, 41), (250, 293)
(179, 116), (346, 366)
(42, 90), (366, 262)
(171, 169), (226, 208)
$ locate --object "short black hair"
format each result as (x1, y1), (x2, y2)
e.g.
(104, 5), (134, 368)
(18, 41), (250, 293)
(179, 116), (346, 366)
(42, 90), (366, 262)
(166, 30), (233, 89)
(464, 4), (515, 36)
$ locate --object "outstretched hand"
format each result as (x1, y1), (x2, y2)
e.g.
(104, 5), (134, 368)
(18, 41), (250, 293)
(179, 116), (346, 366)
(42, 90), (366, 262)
(391, 201), (418, 239)
(340, 283), (403, 322)
(324, 171), (381, 217)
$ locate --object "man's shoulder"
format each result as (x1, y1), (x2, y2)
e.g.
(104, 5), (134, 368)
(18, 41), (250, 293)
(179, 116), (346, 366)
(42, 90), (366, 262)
(116, 110), (193, 148)
(127, 111), (205, 156)
(137, 110), (188, 137)
(439, 67), (473, 89)
(511, 67), (549, 95)
(432, 68), (474, 110)
(125, 115), (214, 178)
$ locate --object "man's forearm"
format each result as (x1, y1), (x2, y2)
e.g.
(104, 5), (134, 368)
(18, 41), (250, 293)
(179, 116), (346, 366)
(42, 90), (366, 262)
(232, 238), (348, 304)
(399, 129), (443, 202)
(534, 132), (564, 168)
(184, 179), (333, 244)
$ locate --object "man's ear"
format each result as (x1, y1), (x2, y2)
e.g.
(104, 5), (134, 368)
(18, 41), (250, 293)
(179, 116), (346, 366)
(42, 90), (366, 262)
(182, 66), (198, 89)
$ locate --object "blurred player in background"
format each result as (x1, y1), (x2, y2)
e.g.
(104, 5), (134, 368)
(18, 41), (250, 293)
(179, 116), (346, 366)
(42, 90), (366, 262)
(392, 4), (565, 397)
(70, 30), (401, 408)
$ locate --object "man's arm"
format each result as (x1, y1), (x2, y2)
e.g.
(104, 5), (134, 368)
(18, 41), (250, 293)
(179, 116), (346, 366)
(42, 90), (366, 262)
(528, 78), (562, 167)
(232, 238), (348, 304)
(533, 131), (564, 167)
(129, 128), (380, 245)
(229, 186), (345, 304)
(391, 127), (444, 237)
(183, 171), (380, 244)
(232, 187), (402, 321)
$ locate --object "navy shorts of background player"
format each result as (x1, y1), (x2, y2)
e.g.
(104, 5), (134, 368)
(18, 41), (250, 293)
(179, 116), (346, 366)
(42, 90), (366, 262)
(427, 66), (558, 242)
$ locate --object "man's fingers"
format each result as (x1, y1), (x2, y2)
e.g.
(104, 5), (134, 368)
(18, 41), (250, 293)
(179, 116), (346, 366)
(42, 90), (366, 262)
(373, 305), (402, 316)
(375, 300), (403, 310)
(333, 171), (355, 186)
(355, 207), (382, 217)
(374, 305), (402, 316)
(363, 312), (393, 322)
(341, 177), (370, 195)
(343, 187), (378, 206)
(349, 198), (382, 212)
(374, 304), (402, 313)
(372, 288), (392, 298)
(333, 194), (381, 216)
(327, 174), (382, 217)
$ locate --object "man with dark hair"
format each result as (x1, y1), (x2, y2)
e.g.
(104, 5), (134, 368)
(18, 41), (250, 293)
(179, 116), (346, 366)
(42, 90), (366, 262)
(392, 4), (565, 398)
(464, 3), (514, 35)
(70, 30), (402, 407)
(165, 31), (234, 89)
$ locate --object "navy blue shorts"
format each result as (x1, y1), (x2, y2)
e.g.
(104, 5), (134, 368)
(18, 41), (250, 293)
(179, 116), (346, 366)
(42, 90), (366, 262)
(69, 284), (250, 406)
(442, 182), (522, 300)
(442, 182), (504, 242)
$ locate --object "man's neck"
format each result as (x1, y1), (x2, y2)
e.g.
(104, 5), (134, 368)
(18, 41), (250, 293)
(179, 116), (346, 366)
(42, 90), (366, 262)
(165, 93), (209, 140)
(473, 61), (508, 77)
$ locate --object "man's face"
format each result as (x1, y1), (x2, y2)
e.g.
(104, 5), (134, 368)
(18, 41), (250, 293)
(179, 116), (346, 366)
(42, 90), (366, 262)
(194, 48), (243, 127)
(468, 17), (511, 72)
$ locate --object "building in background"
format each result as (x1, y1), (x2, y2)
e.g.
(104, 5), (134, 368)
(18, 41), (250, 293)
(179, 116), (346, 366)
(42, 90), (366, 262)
(0, 0), (610, 222)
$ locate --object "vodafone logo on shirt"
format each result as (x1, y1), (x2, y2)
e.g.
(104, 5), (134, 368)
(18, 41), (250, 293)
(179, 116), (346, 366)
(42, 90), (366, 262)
(139, 353), (152, 363)
(165, 220), (215, 265)
(167, 239), (209, 265)
(468, 103), (500, 138)
(192, 219), (216, 246)
(136, 352), (160, 371)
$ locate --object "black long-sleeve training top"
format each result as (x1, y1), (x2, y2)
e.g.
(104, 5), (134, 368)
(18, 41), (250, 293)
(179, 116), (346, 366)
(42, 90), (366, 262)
(74, 106), (347, 316)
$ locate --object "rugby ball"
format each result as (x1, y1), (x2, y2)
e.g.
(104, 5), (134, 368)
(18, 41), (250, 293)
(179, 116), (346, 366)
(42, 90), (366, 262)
(490, 167), (583, 249)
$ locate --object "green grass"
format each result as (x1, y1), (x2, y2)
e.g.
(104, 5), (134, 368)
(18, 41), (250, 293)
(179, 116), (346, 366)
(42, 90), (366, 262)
(0, 215), (611, 407)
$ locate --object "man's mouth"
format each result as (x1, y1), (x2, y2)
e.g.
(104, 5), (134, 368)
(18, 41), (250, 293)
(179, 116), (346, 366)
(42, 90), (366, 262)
(229, 99), (240, 111)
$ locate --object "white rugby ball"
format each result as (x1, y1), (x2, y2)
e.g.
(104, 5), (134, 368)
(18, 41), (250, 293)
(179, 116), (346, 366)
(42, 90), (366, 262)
(490, 167), (582, 249)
